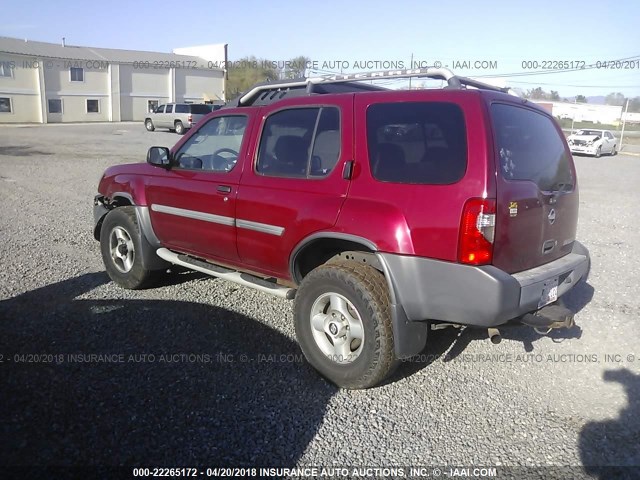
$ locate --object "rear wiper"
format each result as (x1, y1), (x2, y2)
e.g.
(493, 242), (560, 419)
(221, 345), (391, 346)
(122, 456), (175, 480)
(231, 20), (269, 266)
(548, 182), (574, 193)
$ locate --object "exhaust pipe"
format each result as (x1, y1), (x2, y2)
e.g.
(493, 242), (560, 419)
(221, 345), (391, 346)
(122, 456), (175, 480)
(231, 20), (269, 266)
(488, 328), (502, 344)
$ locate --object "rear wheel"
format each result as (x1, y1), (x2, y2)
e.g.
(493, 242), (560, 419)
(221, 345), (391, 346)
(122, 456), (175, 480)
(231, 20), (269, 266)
(294, 262), (398, 389)
(145, 119), (155, 131)
(175, 121), (185, 135)
(100, 207), (156, 289)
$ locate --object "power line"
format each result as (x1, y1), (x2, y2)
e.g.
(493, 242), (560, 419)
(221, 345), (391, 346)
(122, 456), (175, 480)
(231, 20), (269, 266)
(473, 55), (640, 78)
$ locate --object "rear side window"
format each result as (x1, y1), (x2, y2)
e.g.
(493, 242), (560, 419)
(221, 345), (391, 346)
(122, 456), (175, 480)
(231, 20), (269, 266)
(166, 105), (174, 113)
(366, 102), (467, 184)
(175, 104), (189, 113)
(492, 104), (573, 192)
(256, 107), (340, 178)
(190, 104), (212, 114)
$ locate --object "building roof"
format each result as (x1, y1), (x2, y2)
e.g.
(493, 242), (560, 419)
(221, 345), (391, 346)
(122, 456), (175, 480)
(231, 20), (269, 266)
(0, 36), (222, 70)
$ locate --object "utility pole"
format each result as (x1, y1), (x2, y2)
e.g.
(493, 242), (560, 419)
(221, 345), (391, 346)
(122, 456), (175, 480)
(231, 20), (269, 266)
(409, 53), (413, 90)
(620, 98), (630, 151)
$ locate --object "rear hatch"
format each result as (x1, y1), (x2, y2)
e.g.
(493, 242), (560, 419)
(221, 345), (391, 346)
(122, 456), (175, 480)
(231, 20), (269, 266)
(490, 102), (578, 274)
(189, 104), (213, 123)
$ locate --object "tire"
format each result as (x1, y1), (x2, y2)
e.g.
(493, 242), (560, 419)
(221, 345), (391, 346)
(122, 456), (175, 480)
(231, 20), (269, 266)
(145, 119), (155, 132)
(100, 207), (156, 289)
(595, 147), (601, 158)
(294, 262), (398, 389)
(175, 121), (185, 135)
(611, 145), (617, 156)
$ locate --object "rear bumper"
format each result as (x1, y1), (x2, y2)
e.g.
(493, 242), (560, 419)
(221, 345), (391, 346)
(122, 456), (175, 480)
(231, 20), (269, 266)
(380, 241), (590, 328)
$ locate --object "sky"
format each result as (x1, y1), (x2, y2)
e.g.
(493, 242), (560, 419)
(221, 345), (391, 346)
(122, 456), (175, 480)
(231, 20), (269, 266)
(2, 0), (639, 98)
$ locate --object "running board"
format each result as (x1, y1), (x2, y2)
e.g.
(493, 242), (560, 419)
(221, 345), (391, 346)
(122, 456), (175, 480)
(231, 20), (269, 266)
(156, 248), (296, 299)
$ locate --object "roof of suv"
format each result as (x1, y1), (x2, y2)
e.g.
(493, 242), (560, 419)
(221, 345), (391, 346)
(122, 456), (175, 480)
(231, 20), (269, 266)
(225, 67), (519, 108)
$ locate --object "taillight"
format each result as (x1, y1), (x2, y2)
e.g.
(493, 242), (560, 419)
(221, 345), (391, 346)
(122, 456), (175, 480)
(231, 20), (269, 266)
(187, 114), (193, 123)
(458, 198), (496, 265)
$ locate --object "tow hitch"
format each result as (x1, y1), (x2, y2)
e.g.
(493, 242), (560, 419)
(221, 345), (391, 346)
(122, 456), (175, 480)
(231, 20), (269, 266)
(519, 303), (575, 335)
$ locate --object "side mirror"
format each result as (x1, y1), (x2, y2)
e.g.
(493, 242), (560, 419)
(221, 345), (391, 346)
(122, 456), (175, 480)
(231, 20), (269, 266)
(147, 146), (171, 168)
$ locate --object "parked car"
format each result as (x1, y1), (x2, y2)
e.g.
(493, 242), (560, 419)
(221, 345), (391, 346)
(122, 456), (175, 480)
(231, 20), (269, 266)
(144, 103), (212, 135)
(94, 68), (590, 389)
(567, 129), (617, 157)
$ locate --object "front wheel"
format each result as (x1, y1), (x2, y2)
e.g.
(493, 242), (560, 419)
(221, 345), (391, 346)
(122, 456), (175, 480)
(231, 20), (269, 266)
(595, 147), (602, 158)
(611, 145), (617, 156)
(145, 119), (155, 131)
(294, 262), (398, 389)
(100, 207), (156, 289)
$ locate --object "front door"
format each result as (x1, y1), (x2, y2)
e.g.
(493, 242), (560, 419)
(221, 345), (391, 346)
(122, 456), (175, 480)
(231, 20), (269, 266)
(146, 114), (253, 263)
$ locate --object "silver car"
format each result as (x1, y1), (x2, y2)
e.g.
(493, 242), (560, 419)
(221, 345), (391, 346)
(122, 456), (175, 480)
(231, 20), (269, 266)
(144, 103), (213, 135)
(567, 129), (617, 157)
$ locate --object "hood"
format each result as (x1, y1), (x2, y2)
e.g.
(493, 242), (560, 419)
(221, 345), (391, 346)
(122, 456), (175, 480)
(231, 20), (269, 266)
(568, 134), (601, 141)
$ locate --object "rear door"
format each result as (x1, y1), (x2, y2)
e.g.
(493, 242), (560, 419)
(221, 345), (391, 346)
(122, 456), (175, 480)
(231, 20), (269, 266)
(235, 97), (352, 278)
(490, 102), (578, 273)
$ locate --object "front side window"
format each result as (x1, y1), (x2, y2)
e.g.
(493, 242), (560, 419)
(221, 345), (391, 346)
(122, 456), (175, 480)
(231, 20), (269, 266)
(0, 97), (12, 113)
(492, 103), (573, 192)
(70, 67), (84, 82)
(48, 99), (62, 114)
(366, 102), (467, 184)
(256, 107), (340, 178)
(155, 105), (165, 114)
(86, 99), (99, 113)
(174, 116), (248, 172)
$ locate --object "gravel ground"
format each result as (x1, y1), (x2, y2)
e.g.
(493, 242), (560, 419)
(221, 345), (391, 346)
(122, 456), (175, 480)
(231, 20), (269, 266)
(0, 123), (638, 477)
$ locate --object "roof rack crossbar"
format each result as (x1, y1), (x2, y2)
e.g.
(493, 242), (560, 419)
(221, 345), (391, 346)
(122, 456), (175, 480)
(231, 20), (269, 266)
(237, 67), (512, 106)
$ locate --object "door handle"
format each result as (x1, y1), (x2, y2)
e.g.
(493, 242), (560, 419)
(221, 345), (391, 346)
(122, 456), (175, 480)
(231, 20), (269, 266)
(217, 185), (232, 194)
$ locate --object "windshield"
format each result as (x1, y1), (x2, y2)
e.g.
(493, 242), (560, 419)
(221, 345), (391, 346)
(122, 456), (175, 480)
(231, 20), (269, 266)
(576, 129), (602, 136)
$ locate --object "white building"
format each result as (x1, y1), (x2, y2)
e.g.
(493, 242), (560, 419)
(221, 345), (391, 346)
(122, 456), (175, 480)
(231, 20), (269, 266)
(0, 37), (226, 123)
(533, 101), (623, 125)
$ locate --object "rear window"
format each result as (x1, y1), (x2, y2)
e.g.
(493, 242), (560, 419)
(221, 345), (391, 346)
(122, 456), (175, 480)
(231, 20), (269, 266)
(492, 104), (573, 192)
(366, 102), (467, 184)
(190, 104), (212, 114)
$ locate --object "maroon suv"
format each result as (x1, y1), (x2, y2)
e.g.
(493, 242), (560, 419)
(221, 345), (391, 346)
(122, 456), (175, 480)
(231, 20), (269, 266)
(93, 67), (591, 389)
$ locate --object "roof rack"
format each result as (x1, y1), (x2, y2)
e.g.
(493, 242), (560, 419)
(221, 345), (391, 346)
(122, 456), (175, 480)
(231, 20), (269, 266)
(229, 67), (515, 107)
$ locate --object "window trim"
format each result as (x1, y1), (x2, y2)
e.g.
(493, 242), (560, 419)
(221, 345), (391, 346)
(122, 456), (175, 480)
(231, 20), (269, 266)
(69, 67), (84, 83)
(0, 97), (13, 114)
(254, 105), (342, 180)
(47, 98), (63, 114)
(172, 114), (249, 173)
(86, 99), (100, 114)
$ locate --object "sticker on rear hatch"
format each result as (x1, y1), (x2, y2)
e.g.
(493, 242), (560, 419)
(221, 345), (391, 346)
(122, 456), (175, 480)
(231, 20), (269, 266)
(509, 201), (518, 217)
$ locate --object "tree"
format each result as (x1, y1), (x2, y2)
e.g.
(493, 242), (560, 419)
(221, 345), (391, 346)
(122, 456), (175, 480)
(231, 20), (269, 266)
(225, 56), (279, 99)
(605, 92), (626, 106)
(628, 97), (640, 113)
(550, 90), (560, 101)
(575, 95), (587, 103)
(525, 87), (549, 100)
(283, 56), (310, 79)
